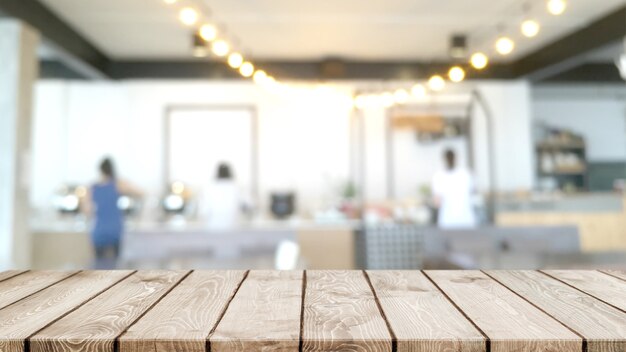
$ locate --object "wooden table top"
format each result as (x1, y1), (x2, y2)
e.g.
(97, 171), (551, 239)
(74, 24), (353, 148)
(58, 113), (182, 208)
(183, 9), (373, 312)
(0, 270), (624, 352)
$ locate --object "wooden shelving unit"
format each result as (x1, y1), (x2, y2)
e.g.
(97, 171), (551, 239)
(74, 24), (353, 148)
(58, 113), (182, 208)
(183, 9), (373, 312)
(536, 140), (588, 191)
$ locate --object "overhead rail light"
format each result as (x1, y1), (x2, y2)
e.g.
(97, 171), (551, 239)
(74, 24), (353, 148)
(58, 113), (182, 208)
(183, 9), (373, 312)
(470, 52), (489, 70)
(179, 7), (199, 26)
(495, 37), (515, 55)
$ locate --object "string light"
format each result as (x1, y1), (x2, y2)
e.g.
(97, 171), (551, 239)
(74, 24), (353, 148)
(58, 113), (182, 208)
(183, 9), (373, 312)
(428, 75), (445, 91)
(470, 52), (489, 70)
(211, 40), (230, 57)
(179, 7), (198, 26)
(228, 52), (243, 68)
(547, 0), (567, 15)
(253, 70), (268, 84)
(495, 37), (515, 55)
(411, 84), (427, 98)
(521, 20), (540, 38)
(199, 24), (218, 42)
(393, 89), (409, 104)
(239, 62), (254, 77)
(448, 66), (465, 82)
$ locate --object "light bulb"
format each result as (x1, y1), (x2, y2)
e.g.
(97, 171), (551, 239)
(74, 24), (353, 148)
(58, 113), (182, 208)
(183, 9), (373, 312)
(428, 75), (445, 91)
(470, 52), (489, 70)
(253, 70), (268, 84)
(228, 52), (243, 68)
(411, 84), (427, 98)
(521, 20), (540, 38)
(354, 95), (366, 109)
(179, 7), (198, 26)
(393, 89), (409, 104)
(381, 92), (394, 108)
(448, 66), (465, 83)
(211, 40), (229, 57)
(495, 37), (515, 55)
(547, 0), (566, 15)
(239, 62), (254, 77)
(199, 24), (217, 42)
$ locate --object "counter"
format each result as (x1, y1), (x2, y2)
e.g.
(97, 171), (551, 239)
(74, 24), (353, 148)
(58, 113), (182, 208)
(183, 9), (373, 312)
(496, 192), (626, 251)
(30, 217), (359, 270)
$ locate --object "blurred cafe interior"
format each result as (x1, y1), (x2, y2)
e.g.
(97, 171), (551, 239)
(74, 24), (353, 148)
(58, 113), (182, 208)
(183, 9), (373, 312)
(1, 0), (626, 271)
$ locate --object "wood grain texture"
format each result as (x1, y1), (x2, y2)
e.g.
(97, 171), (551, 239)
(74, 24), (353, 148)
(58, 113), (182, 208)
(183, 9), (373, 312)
(544, 270), (626, 311)
(30, 270), (188, 352)
(119, 270), (246, 352)
(487, 270), (626, 352)
(601, 270), (626, 282)
(367, 271), (485, 352)
(425, 270), (582, 352)
(0, 271), (78, 310)
(302, 270), (392, 352)
(0, 270), (133, 352)
(211, 270), (302, 352)
(0, 270), (27, 283)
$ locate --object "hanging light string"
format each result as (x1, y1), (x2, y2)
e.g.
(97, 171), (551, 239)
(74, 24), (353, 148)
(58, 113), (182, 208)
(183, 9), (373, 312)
(354, 0), (567, 108)
(163, 0), (567, 106)
(165, 0), (282, 90)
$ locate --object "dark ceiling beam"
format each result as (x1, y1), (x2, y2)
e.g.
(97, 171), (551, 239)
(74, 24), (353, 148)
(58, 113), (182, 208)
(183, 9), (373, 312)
(512, 5), (626, 81)
(0, 0), (110, 79)
(108, 60), (514, 81)
(542, 63), (623, 83)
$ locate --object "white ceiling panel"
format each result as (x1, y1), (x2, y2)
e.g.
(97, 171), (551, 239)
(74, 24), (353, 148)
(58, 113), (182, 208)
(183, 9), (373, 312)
(38, 0), (626, 61)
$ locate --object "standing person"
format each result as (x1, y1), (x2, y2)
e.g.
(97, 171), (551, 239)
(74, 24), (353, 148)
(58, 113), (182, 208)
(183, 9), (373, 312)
(84, 157), (141, 269)
(431, 149), (477, 229)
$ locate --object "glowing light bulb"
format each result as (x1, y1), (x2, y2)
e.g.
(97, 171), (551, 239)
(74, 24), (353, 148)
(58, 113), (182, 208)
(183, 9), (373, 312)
(411, 84), (427, 98)
(521, 20), (540, 38)
(253, 70), (268, 84)
(211, 40), (229, 57)
(354, 95), (365, 109)
(199, 24), (217, 42)
(228, 52), (243, 68)
(428, 75), (445, 91)
(547, 0), (566, 15)
(393, 89), (409, 104)
(495, 37), (515, 55)
(179, 7), (198, 26)
(381, 92), (394, 107)
(470, 52), (489, 70)
(239, 62), (254, 77)
(448, 66), (465, 83)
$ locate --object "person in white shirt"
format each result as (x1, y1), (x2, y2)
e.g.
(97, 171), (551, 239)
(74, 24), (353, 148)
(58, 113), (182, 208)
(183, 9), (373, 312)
(202, 163), (242, 229)
(431, 149), (477, 229)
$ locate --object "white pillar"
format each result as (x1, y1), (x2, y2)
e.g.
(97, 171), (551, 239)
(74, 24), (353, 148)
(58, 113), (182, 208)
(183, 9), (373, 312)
(0, 20), (39, 269)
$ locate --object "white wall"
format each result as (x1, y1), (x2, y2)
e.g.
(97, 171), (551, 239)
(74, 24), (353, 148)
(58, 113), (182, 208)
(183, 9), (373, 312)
(31, 79), (534, 214)
(533, 84), (626, 162)
(32, 81), (354, 215)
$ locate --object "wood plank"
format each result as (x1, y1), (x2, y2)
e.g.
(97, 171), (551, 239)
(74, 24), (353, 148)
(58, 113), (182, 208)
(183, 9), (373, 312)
(487, 270), (626, 352)
(30, 270), (188, 352)
(425, 270), (581, 352)
(0, 270), (27, 282)
(119, 270), (246, 352)
(302, 270), (391, 352)
(0, 271), (78, 310)
(544, 270), (626, 311)
(367, 271), (485, 352)
(210, 270), (302, 352)
(0, 270), (133, 352)
(601, 270), (626, 281)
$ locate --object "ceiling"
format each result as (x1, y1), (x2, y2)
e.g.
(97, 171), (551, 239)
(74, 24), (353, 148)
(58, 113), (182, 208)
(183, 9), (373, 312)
(37, 0), (626, 62)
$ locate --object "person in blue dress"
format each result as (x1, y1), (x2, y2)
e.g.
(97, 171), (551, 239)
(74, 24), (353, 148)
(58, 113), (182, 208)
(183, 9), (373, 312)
(84, 157), (141, 269)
